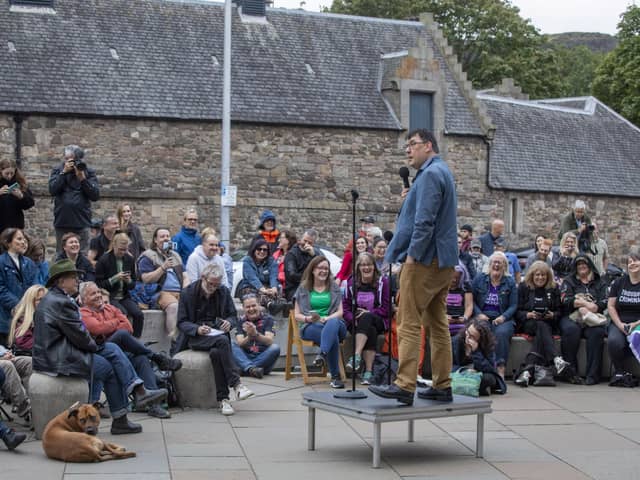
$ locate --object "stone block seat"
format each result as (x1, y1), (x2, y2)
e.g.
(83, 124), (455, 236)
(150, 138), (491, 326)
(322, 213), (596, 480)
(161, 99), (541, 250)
(173, 350), (217, 408)
(29, 372), (89, 439)
(139, 309), (172, 354)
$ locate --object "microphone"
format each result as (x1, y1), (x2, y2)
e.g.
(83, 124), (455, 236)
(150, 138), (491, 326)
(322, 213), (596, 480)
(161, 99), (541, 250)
(351, 189), (359, 201)
(399, 166), (410, 189)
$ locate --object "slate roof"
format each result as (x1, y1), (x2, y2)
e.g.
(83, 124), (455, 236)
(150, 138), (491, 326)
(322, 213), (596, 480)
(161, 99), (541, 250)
(0, 0), (483, 133)
(479, 94), (640, 198)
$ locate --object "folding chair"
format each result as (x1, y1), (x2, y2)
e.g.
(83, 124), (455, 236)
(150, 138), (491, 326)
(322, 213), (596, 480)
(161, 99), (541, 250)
(285, 311), (346, 384)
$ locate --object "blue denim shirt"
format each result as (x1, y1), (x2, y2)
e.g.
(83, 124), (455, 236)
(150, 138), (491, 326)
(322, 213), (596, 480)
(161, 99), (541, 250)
(471, 273), (517, 321)
(385, 156), (458, 268)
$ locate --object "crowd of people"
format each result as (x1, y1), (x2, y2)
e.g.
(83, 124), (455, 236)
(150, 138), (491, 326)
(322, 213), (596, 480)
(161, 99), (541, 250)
(0, 143), (639, 453)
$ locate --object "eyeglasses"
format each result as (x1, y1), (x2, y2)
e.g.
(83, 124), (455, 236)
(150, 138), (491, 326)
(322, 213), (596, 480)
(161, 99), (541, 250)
(403, 140), (428, 150)
(256, 247), (269, 252)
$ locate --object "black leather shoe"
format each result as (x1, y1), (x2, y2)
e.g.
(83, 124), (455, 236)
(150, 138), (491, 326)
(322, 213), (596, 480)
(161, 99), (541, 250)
(111, 415), (143, 435)
(152, 353), (183, 372)
(135, 387), (168, 409)
(1, 429), (26, 450)
(417, 386), (453, 402)
(368, 384), (414, 405)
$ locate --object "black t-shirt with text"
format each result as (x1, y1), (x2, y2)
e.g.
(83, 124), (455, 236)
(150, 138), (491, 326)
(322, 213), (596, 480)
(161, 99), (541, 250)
(609, 275), (640, 324)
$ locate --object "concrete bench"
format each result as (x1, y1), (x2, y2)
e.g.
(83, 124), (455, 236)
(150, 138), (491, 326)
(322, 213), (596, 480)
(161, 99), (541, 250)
(29, 372), (89, 439)
(173, 350), (217, 408)
(140, 309), (172, 354)
(302, 391), (491, 468)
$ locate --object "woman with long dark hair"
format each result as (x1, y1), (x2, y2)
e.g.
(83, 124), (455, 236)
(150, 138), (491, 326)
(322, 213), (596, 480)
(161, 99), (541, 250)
(273, 230), (296, 291)
(452, 319), (506, 395)
(0, 159), (34, 236)
(0, 228), (37, 346)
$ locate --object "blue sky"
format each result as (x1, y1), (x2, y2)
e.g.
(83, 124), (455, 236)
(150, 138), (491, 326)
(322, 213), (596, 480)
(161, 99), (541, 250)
(268, 0), (634, 35)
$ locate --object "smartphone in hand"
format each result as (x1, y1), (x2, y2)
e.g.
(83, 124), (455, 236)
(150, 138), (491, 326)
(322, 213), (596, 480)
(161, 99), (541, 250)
(7, 183), (19, 192)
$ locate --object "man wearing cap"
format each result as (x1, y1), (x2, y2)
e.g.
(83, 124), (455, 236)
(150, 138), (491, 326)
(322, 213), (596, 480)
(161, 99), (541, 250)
(33, 259), (167, 434)
(469, 238), (489, 275)
(493, 238), (521, 284)
(459, 224), (473, 253)
(359, 215), (376, 237)
(369, 128), (458, 404)
(478, 219), (505, 257)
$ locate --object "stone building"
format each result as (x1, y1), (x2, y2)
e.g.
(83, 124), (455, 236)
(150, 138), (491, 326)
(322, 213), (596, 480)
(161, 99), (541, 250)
(0, 0), (638, 262)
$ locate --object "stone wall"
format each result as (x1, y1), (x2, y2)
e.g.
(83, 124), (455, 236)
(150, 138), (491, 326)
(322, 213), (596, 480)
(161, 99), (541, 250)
(0, 113), (635, 265)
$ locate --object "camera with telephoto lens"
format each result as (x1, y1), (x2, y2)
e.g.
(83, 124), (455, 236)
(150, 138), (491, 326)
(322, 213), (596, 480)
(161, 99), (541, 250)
(71, 147), (87, 171)
(533, 306), (548, 315)
(587, 224), (595, 232)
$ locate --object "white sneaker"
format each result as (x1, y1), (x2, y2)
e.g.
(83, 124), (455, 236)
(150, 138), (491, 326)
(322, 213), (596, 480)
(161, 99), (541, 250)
(554, 356), (569, 375)
(234, 383), (254, 401)
(220, 399), (234, 416)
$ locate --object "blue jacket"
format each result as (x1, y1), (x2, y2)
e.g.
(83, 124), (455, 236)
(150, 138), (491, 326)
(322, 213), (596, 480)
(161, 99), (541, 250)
(385, 156), (458, 268)
(172, 226), (201, 265)
(237, 255), (278, 292)
(471, 273), (517, 321)
(0, 253), (38, 333)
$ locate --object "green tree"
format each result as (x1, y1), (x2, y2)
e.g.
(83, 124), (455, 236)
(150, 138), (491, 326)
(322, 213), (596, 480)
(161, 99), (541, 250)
(554, 45), (605, 97)
(592, 6), (640, 126)
(329, 0), (568, 98)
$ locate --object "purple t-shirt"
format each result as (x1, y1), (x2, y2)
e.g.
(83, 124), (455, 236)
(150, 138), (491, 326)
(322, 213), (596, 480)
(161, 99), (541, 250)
(483, 284), (500, 316)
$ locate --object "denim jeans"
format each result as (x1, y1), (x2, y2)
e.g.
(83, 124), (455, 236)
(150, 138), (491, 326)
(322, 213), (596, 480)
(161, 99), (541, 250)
(106, 329), (157, 388)
(90, 342), (142, 417)
(301, 318), (346, 378)
(489, 319), (515, 367)
(111, 297), (145, 338)
(231, 342), (280, 374)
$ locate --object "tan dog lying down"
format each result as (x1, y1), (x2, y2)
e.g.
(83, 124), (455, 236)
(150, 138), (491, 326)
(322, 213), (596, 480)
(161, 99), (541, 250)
(42, 402), (136, 462)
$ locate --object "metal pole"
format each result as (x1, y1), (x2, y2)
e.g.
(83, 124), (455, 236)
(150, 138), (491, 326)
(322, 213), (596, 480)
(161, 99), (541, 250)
(220, 0), (232, 245)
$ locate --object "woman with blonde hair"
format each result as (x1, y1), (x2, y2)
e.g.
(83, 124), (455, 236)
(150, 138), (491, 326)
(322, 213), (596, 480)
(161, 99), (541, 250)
(471, 251), (517, 377)
(553, 231), (578, 281)
(515, 261), (572, 385)
(116, 203), (145, 260)
(8, 284), (47, 354)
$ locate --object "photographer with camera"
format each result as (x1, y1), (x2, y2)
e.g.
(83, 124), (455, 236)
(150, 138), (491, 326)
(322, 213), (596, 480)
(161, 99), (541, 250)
(578, 221), (609, 276)
(49, 145), (100, 254)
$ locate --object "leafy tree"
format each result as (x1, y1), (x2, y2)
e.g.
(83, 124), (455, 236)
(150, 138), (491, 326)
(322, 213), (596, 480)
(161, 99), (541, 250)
(592, 6), (640, 126)
(329, 0), (568, 98)
(553, 45), (605, 97)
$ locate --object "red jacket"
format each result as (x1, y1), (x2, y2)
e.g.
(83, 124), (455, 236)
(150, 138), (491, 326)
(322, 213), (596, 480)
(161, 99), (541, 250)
(80, 303), (133, 338)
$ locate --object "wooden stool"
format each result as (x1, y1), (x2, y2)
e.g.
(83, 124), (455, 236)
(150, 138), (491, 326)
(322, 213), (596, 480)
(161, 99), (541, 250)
(285, 311), (346, 384)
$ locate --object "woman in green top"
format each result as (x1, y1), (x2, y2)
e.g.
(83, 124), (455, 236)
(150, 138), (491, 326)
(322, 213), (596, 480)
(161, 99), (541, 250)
(294, 255), (346, 388)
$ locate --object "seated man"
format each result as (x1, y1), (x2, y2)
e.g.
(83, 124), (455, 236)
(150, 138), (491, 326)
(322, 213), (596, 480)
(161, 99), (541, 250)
(33, 259), (166, 434)
(176, 264), (254, 416)
(231, 293), (280, 378)
(138, 227), (190, 338)
(79, 281), (182, 418)
(0, 368), (26, 450)
(0, 344), (31, 425)
(284, 228), (320, 300)
(186, 229), (228, 288)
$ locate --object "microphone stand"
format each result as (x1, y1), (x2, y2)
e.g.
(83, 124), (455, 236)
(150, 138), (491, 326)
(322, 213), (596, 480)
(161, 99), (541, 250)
(334, 189), (367, 399)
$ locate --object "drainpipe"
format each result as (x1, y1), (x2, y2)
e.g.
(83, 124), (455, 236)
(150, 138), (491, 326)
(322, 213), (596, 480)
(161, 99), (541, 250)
(13, 114), (23, 168)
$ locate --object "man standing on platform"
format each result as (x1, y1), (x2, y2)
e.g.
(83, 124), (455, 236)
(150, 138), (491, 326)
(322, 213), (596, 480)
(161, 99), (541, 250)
(369, 129), (458, 405)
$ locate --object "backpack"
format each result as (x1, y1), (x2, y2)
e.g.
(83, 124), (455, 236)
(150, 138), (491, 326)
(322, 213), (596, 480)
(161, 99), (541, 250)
(371, 353), (398, 386)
